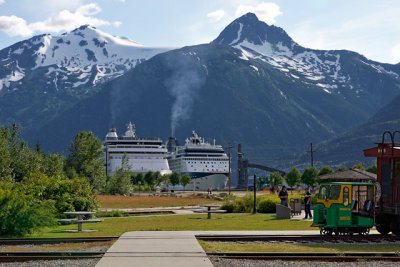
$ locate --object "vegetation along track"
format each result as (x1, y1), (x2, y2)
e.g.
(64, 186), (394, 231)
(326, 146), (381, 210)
(0, 237), (118, 245)
(207, 252), (400, 262)
(196, 234), (400, 243)
(0, 252), (104, 262)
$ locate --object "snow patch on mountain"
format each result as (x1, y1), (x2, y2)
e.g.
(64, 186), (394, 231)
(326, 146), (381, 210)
(0, 25), (173, 93)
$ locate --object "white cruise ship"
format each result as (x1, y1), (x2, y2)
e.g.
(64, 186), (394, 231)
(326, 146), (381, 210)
(103, 122), (171, 175)
(167, 131), (229, 190)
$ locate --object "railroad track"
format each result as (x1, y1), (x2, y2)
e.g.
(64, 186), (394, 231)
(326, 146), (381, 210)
(0, 252), (104, 262)
(207, 252), (400, 262)
(196, 234), (400, 243)
(0, 236), (118, 245)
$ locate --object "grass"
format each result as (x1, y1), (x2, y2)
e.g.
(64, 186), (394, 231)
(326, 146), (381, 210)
(199, 241), (400, 253)
(28, 214), (315, 238)
(97, 195), (222, 209)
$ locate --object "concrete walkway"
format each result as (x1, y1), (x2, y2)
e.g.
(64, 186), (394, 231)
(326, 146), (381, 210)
(96, 231), (213, 267)
(96, 229), (380, 266)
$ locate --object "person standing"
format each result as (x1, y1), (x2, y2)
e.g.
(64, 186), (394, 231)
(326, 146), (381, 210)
(304, 188), (312, 219)
(279, 186), (288, 207)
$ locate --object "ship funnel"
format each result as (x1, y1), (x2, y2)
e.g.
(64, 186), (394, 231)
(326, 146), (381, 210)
(166, 137), (179, 153)
(106, 127), (118, 140)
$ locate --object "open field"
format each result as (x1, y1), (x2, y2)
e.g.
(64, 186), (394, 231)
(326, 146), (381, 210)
(199, 241), (400, 253)
(29, 214), (315, 238)
(97, 195), (222, 209)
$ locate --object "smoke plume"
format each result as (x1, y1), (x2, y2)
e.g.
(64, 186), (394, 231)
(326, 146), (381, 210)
(164, 51), (207, 136)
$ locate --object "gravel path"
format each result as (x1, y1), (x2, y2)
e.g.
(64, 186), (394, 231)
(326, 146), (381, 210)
(209, 257), (400, 267)
(0, 259), (99, 267)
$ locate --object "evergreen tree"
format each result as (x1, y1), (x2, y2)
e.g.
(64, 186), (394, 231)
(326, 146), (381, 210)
(0, 125), (12, 181)
(66, 131), (106, 191)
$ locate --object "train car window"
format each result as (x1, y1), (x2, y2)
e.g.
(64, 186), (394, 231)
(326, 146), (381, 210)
(394, 159), (400, 178)
(329, 185), (341, 200)
(343, 187), (349, 206)
(319, 186), (328, 200)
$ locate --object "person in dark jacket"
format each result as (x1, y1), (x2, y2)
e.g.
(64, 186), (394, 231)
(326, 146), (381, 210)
(279, 186), (288, 207)
(304, 188), (312, 219)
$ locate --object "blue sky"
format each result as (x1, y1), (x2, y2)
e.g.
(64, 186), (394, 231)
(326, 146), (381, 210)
(1, 0), (400, 63)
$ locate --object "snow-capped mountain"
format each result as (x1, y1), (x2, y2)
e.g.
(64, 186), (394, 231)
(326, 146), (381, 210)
(0, 25), (171, 92)
(212, 13), (400, 97)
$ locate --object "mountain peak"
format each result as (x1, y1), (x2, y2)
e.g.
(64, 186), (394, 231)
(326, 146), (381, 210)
(211, 12), (296, 48)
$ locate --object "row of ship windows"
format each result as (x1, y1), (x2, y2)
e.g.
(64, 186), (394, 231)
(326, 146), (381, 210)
(186, 162), (226, 165)
(110, 156), (163, 160)
(184, 158), (227, 161)
(191, 168), (227, 172)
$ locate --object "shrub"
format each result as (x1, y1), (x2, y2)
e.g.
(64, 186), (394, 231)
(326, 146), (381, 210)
(0, 188), (56, 236)
(232, 195), (254, 213)
(257, 199), (278, 213)
(220, 203), (235, 213)
(17, 173), (99, 216)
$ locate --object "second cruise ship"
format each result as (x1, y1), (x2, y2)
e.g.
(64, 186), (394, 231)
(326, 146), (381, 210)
(167, 131), (229, 190)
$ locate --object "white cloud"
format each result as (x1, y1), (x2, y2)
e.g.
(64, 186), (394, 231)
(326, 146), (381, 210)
(391, 43), (400, 63)
(207, 9), (228, 23)
(0, 0), (5, 4)
(0, 3), (121, 37)
(235, 2), (282, 25)
(0, 16), (33, 37)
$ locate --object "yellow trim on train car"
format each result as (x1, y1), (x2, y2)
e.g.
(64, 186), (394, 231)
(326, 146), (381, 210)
(340, 216), (350, 220)
(316, 185), (351, 208)
(339, 208), (351, 211)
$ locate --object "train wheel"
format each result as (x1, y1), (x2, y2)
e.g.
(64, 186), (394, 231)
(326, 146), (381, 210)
(320, 228), (332, 235)
(376, 224), (390, 235)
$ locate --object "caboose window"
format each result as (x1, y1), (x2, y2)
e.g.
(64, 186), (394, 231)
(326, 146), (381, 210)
(394, 159), (400, 178)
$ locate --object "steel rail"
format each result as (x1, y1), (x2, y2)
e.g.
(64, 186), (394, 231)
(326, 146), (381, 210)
(207, 252), (400, 262)
(0, 236), (118, 245)
(0, 252), (105, 263)
(196, 234), (400, 242)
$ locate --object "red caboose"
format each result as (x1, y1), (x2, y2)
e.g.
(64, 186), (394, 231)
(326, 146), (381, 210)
(364, 131), (400, 235)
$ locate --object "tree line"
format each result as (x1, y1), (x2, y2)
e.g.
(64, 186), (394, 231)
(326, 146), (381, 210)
(265, 162), (377, 191)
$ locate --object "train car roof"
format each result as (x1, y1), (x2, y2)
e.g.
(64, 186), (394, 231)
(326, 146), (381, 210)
(318, 169), (376, 183)
(319, 182), (375, 186)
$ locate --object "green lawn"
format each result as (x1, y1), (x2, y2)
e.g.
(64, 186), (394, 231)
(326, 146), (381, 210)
(29, 214), (315, 238)
(199, 241), (400, 253)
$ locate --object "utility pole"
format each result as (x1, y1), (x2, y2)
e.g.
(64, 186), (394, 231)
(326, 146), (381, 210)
(228, 141), (233, 195)
(307, 143), (315, 167)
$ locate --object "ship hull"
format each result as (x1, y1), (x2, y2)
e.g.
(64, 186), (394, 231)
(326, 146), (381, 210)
(179, 173), (228, 191)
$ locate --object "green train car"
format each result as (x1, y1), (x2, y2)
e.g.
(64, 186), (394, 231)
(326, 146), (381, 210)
(312, 182), (375, 235)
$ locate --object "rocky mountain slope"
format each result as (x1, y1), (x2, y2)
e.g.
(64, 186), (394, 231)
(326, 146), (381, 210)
(0, 25), (171, 128)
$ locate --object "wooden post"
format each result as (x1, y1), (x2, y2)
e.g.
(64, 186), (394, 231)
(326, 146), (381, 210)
(253, 174), (257, 214)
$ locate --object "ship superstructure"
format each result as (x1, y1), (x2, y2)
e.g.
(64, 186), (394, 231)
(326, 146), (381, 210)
(103, 122), (171, 175)
(168, 131), (229, 190)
